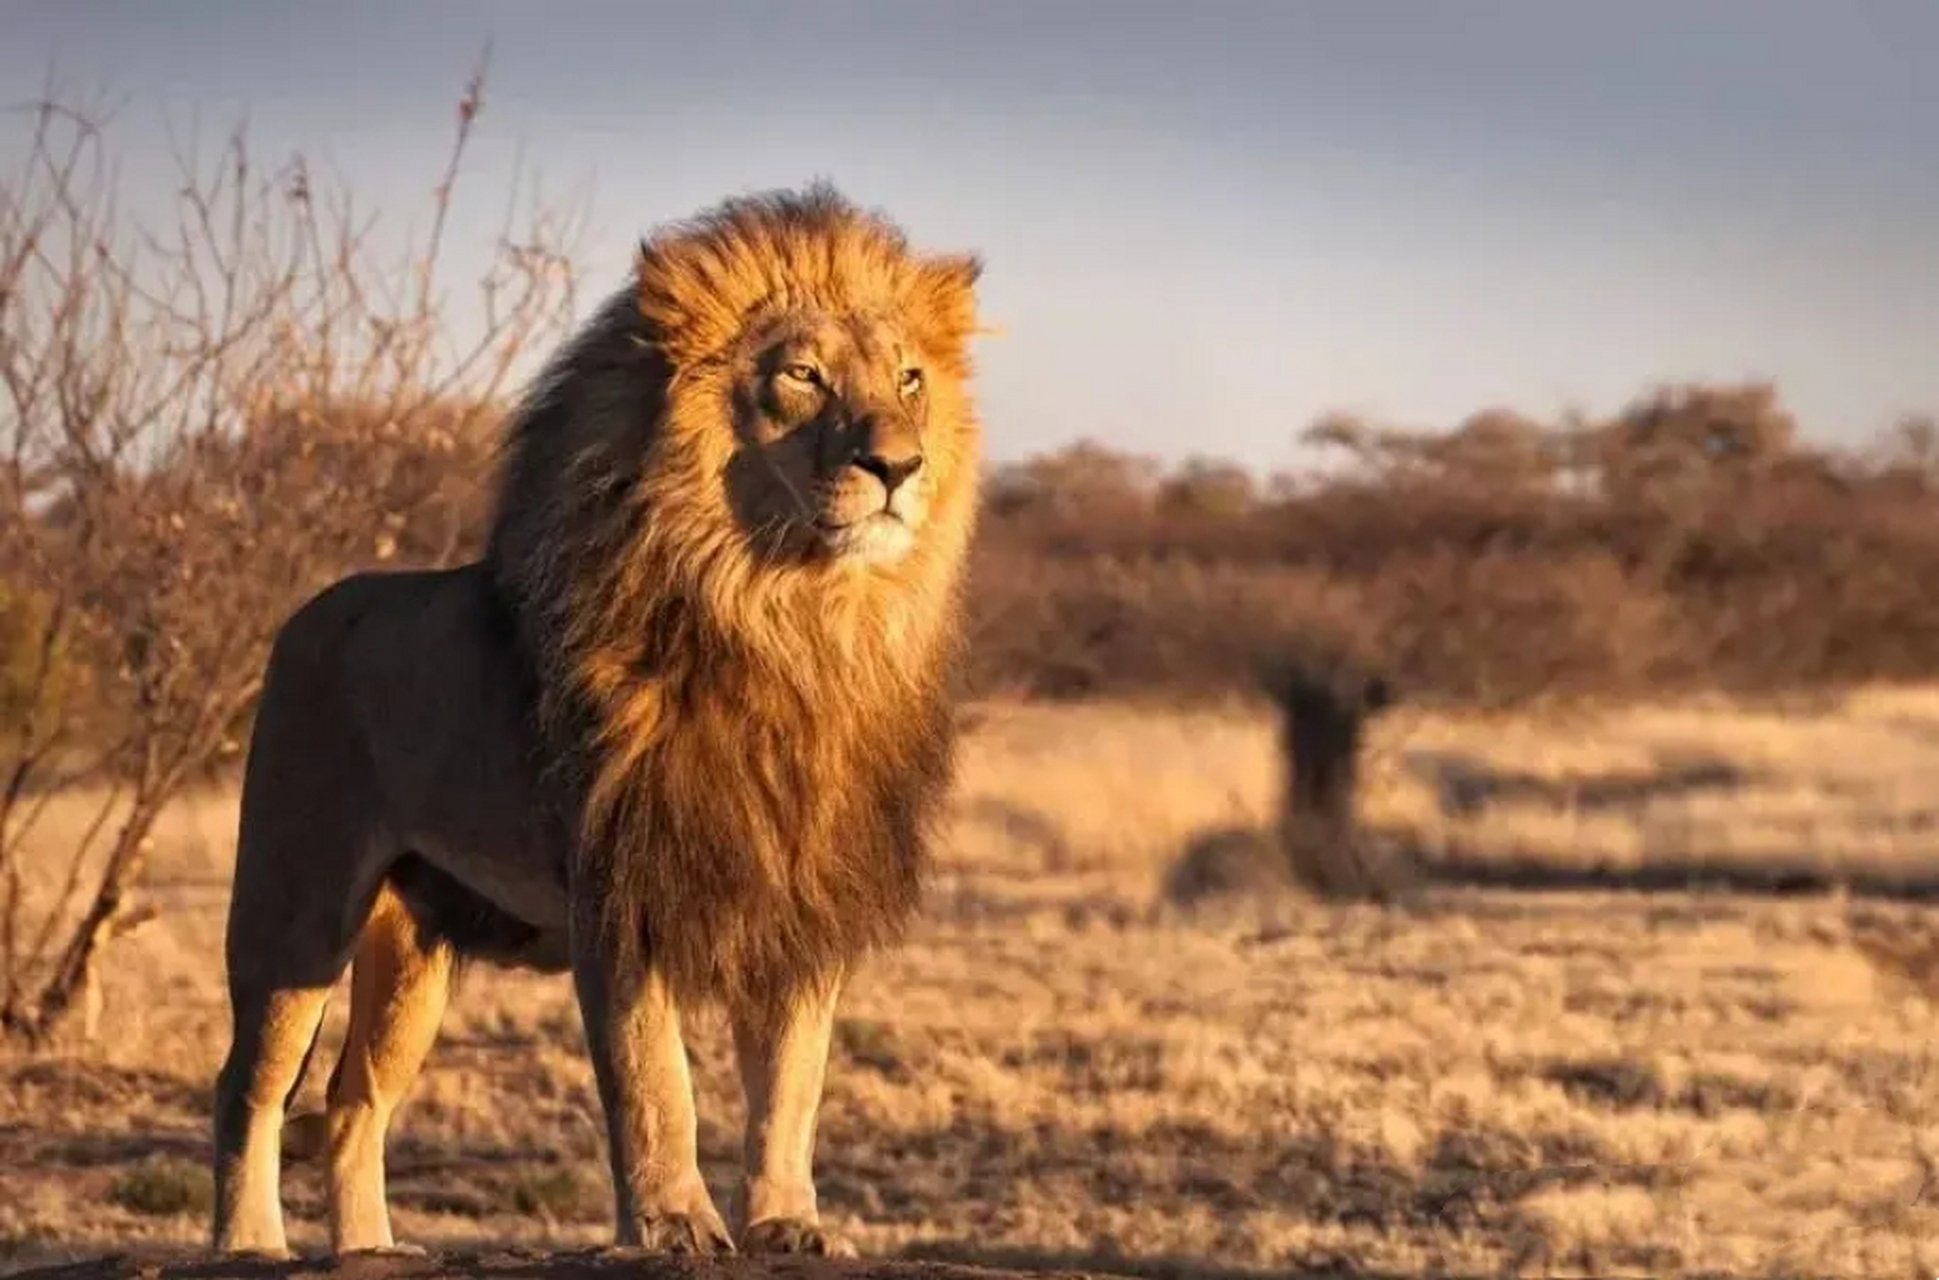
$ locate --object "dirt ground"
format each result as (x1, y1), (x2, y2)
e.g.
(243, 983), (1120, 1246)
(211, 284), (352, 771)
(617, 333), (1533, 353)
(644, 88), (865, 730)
(8, 689), (1939, 1278)
(4, 1248), (1069, 1280)
(3, 1248), (1078, 1280)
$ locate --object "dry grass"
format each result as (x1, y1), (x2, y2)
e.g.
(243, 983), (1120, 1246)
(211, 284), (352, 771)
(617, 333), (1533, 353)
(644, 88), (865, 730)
(1358, 686), (1939, 907)
(8, 687), (1939, 1277)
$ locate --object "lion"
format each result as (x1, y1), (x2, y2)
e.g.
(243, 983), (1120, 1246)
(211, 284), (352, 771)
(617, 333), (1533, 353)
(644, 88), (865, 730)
(207, 183), (987, 1260)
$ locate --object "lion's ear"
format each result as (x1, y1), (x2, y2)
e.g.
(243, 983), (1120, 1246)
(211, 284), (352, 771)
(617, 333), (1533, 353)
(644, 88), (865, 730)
(926, 252), (982, 293)
(910, 253), (983, 359)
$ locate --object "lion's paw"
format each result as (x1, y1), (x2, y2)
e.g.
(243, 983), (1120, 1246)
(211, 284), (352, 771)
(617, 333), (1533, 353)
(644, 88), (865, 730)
(739, 1217), (859, 1258)
(613, 1211), (736, 1256)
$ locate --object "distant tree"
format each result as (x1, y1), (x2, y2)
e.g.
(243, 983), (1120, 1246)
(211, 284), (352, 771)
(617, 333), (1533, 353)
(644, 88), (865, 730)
(1302, 407), (1561, 493)
(982, 439), (1161, 520)
(1156, 456), (1256, 519)
(1868, 414), (1939, 491)
(1421, 409), (1560, 491)
(1594, 381), (1799, 510)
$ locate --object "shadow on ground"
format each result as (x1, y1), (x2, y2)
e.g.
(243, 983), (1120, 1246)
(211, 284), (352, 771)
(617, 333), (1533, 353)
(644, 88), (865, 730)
(898, 1243), (1404, 1280)
(1165, 742), (1939, 913)
(1401, 747), (1752, 818)
(4, 1249), (1111, 1280)
(1397, 745), (1939, 902)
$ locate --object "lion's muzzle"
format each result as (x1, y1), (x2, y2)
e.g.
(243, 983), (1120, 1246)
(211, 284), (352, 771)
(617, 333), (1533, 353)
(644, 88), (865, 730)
(814, 414), (927, 563)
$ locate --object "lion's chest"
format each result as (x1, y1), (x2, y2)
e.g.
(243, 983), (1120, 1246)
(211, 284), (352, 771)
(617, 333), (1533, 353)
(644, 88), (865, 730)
(622, 664), (929, 868)
(571, 626), (957, 1002)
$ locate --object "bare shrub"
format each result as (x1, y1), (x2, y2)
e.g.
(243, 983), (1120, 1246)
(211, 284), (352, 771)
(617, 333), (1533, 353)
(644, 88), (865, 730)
(967, 383), (1939, 707)
(0, 66), (584, 1045)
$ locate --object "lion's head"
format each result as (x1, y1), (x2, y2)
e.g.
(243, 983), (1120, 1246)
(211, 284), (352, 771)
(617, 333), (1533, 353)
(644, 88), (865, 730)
(488, 183), (985, 668)
(633, 184), (982, 588)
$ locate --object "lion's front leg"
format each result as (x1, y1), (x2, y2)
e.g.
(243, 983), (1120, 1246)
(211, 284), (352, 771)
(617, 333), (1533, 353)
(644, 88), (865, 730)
(570, 918), (732, 1255)
(729, 973), (857, 1257)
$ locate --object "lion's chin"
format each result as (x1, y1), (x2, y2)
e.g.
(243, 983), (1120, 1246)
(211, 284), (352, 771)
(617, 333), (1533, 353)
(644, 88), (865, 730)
(815, 512), (916, 566)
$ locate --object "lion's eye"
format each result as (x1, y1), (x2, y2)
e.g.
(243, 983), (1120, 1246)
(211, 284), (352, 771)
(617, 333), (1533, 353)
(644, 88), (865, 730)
(782, 362), (823, 387)
(898, 367), (925, 396)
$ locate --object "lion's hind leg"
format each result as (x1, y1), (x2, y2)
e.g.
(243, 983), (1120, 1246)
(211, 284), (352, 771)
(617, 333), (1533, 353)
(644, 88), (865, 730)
(211, 591), (397, 1259)
(211, 797), (377, 1259)
(211, 976), (334, 1257)
(211, 836), (383, 1257)
(319, 877), (454, 1255)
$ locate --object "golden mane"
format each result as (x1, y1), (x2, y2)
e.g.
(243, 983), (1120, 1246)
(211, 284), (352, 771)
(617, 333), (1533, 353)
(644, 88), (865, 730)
(481, 183), (986, 1011)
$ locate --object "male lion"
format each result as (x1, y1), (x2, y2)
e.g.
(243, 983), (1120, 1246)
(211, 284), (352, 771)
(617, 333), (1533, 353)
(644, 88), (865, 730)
(208, 184), (986, 1259)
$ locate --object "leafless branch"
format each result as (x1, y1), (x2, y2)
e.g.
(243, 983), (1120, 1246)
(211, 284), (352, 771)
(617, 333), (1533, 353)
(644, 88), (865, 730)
(0, 59), (585, 1045)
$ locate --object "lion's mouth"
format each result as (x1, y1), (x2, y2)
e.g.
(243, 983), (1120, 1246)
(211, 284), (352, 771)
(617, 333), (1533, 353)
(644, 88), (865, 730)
(815, 509), (898, 532)
(813, 510), (913, 563)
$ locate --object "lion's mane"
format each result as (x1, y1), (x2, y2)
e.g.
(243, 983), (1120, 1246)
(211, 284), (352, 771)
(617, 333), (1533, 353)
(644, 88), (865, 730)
(481, 184), (984, 1011)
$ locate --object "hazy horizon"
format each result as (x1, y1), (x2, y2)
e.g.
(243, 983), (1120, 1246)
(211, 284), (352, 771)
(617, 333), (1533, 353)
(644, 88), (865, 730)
(4, 0), (1935, 471)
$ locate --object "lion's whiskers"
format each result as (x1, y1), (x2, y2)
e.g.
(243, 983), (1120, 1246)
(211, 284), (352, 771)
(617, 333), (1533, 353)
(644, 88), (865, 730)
(762, 453), (816, 526)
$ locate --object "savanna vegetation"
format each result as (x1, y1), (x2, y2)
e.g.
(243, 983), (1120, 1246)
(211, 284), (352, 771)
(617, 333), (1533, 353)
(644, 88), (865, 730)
(6, 71), (1939, 1280)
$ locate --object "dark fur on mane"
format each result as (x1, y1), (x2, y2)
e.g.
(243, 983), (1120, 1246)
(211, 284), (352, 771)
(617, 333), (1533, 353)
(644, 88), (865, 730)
(480, 184), (984, 1013)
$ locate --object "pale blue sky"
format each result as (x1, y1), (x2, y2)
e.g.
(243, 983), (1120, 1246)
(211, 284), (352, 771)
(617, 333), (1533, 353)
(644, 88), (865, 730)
(4, 0), (1935, 470)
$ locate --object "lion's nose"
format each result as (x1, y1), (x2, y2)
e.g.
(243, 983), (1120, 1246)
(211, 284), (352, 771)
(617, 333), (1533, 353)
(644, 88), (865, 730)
(854, 451), (924, 495)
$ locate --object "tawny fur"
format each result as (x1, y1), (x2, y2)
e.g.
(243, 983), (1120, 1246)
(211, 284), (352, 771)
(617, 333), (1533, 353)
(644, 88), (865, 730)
(484, 183), (985, 1013)
(208, 183), (986, 1259)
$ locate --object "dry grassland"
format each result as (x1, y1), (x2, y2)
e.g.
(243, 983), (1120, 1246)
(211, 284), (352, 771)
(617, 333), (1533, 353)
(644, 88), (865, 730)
(8, 688), (1939, 1277)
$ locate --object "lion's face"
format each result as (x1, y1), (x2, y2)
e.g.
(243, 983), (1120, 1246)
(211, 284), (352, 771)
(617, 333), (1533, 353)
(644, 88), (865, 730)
(723, 309), (951, 568)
